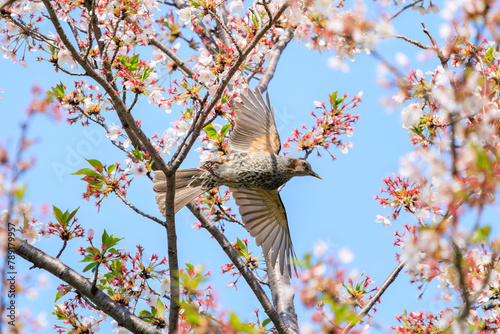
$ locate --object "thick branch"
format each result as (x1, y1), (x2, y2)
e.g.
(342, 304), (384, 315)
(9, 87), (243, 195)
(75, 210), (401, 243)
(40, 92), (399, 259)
(148, 36), (195, 78)
(264, 253), (299, 334)
(10, 236), (161, 334)
(258, 27), (294, 92)
(0, 0), (15, 10)
(186, 202), (290, 334)
(165, 173), (180, 333)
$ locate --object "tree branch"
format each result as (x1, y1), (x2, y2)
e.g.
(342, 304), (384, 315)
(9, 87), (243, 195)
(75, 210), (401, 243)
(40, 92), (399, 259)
(165, 173), (180, 333)
(115, 192), (165, 226)
(258, 27), (294, 92)
(0, 0), (15, 11)
(147, 36), (195, 78)
(341, 260), (406, 334)
(264, 253), (299, 334)
(388, 0), (423, 22)
(10, 236), (161, 334)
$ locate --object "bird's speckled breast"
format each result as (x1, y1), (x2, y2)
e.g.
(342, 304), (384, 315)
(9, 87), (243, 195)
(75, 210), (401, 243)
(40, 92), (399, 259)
(204, 153), (292, 190)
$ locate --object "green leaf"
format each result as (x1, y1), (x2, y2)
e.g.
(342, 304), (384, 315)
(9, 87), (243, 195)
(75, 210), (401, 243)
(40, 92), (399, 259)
(228, 312), (256, 332)
(236, 238), (246, 253)
(330, 91), (337, 102)
(262, 318), (271, 327)
(131, 149), (146, 161)
(53, 205), (63, 223)
(142, 68), (153, 80)
(46, 82), (65, 100)
(130, 54), (139, 65)
(55, 291), (63, 302)
(252, 15), (258, 28)
(118, 56), (127, 65)
(120, 54), (140, 71)
(107, 164), (117, 174)
(72, 168), (100, 177)
(13, 184), (26, 200)
(156, 298), (165, 316)
(221, 124), (231, 136)
(102, 229), (110, 245)
(203, 124), (218, 140)
(139, 310), (152, 317)
(111, 259), (123, 273)
(86, 159), (103, 173)
(485, 45), (495, 63)
(476, 150), (491, 170)
(83, 262), (97, 272)
(473, 225), (491, 244)
(66, 207), (80, 223)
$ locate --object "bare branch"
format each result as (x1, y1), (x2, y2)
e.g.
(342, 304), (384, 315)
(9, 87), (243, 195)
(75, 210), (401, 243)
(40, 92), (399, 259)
(147, 35), (195, 78)
(341, 260), (406, 334)
(258, 27), (294, 92)
(164, 173), (180, 333)
(115, 192), (165, 226)
(10, 236), (161, 334)
(393, 34), (431, 50)
(421, 22), (457, 90)
(388, 0), (424, 22)
(265, 253), (299, 334)
(209, 8), (241, 55)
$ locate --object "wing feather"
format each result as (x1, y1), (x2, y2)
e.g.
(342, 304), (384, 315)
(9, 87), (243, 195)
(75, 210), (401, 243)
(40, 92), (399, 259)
(231, 187), (297, 276)
(229, 89), (281, 154)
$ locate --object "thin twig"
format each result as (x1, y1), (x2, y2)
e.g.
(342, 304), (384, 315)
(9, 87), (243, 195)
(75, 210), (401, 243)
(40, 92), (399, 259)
(388, 0), (424, 22)
(147, 35), (195, 78)
(215, 201), (244, 227)
(55, 240), (68, 259)
(209, 9), (241, 55)
(393, 34), (431, 50)
(421, 22), (457, 90)
(341, 260), (406, 334)
(115, 192), (165, 226)
(131, 277), (146, 314)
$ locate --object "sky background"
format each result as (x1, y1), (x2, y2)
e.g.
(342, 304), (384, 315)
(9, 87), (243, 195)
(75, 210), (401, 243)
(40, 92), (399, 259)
(0, 3), (457, 333)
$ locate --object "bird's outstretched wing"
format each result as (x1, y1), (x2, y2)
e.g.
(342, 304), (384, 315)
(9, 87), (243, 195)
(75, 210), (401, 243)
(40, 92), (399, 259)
(231, 187), (297, 277)
(229, 88), (281, 154)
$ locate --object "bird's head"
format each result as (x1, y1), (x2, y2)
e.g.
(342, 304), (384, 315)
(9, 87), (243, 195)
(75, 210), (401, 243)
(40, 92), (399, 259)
(287, 157), (322, 179)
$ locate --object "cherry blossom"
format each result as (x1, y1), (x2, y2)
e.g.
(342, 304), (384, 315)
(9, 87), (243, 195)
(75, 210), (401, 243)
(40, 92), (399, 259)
(106, 124), (123, 141)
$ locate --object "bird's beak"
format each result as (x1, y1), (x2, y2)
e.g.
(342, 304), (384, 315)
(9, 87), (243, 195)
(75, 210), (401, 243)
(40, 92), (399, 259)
(310, 170), (322, 179)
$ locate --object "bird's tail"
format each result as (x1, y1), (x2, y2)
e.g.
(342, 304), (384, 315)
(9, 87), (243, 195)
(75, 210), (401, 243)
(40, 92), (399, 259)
(153, 168), (207, 216)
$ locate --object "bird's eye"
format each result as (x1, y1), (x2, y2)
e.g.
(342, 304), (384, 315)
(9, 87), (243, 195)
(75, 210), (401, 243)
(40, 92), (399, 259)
(301, 160), (307, 166)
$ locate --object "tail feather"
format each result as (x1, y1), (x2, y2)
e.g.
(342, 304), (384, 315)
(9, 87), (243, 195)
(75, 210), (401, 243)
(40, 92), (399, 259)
(153, 169), (207, 216)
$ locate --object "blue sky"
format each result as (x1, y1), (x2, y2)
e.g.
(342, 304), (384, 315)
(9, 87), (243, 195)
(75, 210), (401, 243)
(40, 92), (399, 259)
(0, 4), (452, 333)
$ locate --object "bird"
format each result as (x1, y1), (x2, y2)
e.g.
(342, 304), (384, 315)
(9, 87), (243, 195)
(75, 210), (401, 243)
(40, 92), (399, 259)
(153, 88), (321, 277)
